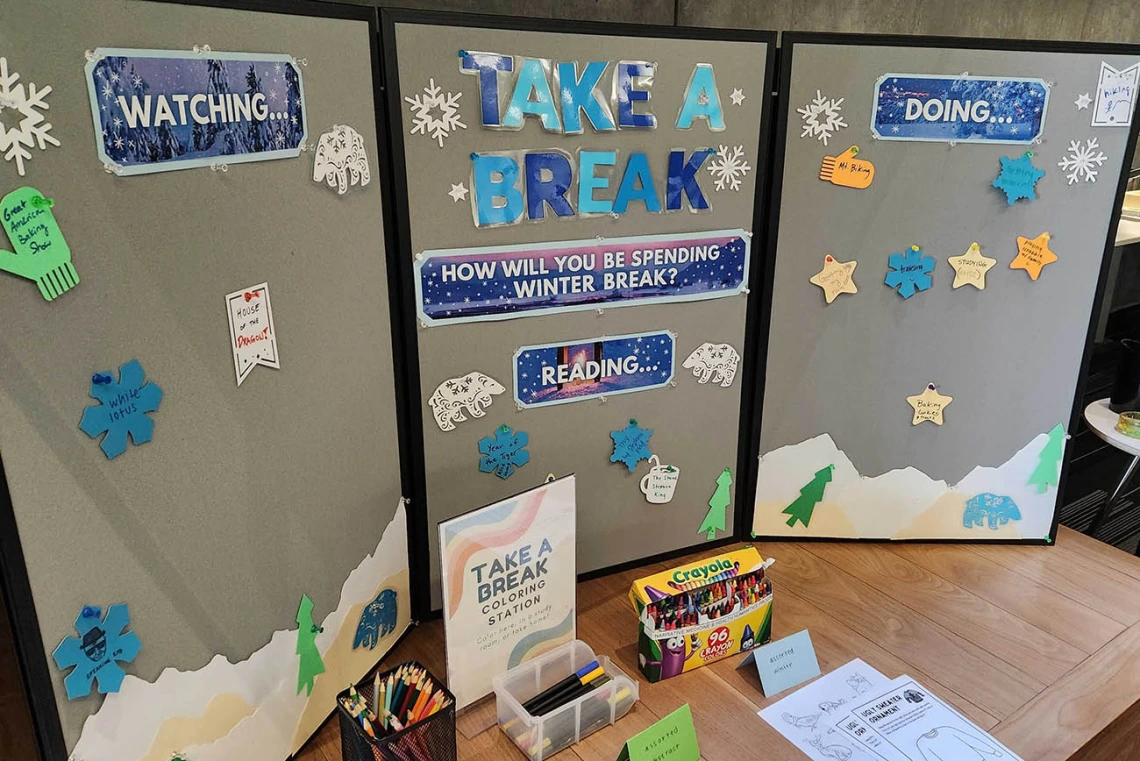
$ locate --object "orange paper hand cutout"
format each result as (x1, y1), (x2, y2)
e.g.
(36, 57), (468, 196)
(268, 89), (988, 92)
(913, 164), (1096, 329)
(1011, 232), (1058, 281)
(820, 146), (874, 188)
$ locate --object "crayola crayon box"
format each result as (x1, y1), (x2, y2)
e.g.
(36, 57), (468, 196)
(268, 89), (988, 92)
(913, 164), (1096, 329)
(628, 547), (773, 683)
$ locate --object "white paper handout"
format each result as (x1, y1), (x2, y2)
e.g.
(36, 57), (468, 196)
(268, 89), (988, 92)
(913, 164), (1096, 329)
(759, 658), (889, 761)
(1092, 61), (1140, 127)
(225, 282), (280, 386)
(835, 675), (1025, 761)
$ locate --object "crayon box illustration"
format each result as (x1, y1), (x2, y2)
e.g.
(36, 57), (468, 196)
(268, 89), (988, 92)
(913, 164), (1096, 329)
(629, 547), (773, 682)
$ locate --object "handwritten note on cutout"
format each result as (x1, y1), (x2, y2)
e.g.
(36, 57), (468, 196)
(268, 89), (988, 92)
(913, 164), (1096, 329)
(1092, 62), (1139, 127)
(1011, 232), (1058, 281)
(225, 283), (280, 386)
(819, 146), (874, 188)
(948, 242), (997, 290)
(907, 383), (952, 426)
(809, 255), (858, 303)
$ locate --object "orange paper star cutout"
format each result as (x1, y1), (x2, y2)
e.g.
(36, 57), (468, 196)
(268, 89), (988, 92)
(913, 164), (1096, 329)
(1010, 232), (1058, 281)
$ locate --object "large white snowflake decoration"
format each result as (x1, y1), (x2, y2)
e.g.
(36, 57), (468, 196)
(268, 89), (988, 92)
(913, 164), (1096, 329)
(0, 57), (59, 176)
(797, 89), (847, 146)
(1058, 138), (1108, 185)
(706, 144), (752, 192)
(404, 78), (466, 149)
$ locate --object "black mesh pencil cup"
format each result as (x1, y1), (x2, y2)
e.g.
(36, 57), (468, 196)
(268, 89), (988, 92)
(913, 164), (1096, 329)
(337, 661), (457, 761)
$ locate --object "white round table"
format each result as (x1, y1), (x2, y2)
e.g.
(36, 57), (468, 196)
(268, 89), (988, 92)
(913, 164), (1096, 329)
(1084, 398), (1140, 542)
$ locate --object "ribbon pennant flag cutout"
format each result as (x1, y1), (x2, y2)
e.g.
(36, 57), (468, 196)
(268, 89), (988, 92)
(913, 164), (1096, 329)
(225, 283), (280, 386)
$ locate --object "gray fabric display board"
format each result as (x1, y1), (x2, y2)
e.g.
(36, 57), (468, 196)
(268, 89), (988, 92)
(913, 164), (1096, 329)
(383, 12), (774, 608)
(0, 2), (410, 759)
(752, 35), (1140, 543)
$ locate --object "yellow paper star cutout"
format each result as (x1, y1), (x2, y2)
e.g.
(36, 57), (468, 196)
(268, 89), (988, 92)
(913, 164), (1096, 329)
(809, 255), (858, 304)
(1011, 232), (1058, 281)
(907, 383), (952, 426)
(947, 242), (997, 290)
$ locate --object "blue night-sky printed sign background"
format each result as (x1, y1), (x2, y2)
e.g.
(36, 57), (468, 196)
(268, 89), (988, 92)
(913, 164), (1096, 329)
(86, 49), (306, 175)
(872, 74), (1048, 143)
(416, 230), (750, 326)
(514, 331), (675, 408)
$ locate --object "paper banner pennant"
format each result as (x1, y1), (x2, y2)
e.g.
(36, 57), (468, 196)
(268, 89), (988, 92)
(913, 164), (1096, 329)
(810, 255), (858, 303)
(947, 242), (996, 290)
(819, 146), (874, 188)
(1092, 62), (1139, 127)
(225, 283), (280, 386)
(907, 383), (952, 426)
(1011, 232), (1058, 280)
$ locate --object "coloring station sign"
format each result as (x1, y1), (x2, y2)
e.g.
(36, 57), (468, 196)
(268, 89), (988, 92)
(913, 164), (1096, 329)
(871, 74), (1049, 143)
(85, 49), (307, 174)
(514, 331), (676, 409)
(415, 230), (750, 325)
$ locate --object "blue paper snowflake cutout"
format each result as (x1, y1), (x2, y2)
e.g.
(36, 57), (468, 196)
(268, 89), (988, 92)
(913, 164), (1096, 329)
(52, 604), (141, 700)
(610, 419), (653, 472)
(885, 245), (935, 299)
(992, 152), (1045, 205)
(479, 424), (530, 479)
(78, 359), (164, 459)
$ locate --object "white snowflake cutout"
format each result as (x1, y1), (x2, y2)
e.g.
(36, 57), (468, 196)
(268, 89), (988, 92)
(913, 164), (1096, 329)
(706, 144), (751, 192)
(1058, 138), (1108, 184)
(0, 57), (60, 176)
(404, 78), (466, 149)
(797, 89), (847, 146)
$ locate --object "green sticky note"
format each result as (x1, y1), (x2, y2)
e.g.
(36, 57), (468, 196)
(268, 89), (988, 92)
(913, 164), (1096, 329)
(0, 186), (79, 301)
(619, 704), (699, 761)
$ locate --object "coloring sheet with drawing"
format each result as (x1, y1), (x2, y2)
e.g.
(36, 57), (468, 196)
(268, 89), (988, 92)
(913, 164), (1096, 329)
(758, 658), (888, 761)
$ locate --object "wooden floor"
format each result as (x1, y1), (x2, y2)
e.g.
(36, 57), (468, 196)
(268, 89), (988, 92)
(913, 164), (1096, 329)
(298, 526), (1140, 761)
(0, 586), (38, 761)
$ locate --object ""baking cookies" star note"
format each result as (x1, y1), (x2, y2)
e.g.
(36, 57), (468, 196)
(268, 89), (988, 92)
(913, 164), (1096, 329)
(948, 242), (997, 290)
(809, 255), (858, 304)
(1010, 232), (1058, 281)
(907, 383), (952, 426)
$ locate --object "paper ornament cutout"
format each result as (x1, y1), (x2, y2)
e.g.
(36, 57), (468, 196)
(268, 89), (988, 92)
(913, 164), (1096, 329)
(1011, 232), (1058, 281)
(819, 146), (873, 189)
(295, 595), (325, 696)
(225, 283), (279, 387)
(907, 383), (952, 426)
(428, 371), (505, 432)
(992, 152), (1045, 205)
(0, 56), (59, 176)
(1058, 138), (1108, 184)
(730, 88), (746, 106)
(1075, 93), (1092, 110)
(797, 89), (847, 145)
(683, 342), (741, 387)
(640, 454), (679, 504)
(947, 242), (996, 290)
(885, 245), (934, 299)
(698, 467), (732, 540)
(79, 359), (163, 459)
(1092, 62), (1139, 127)
(782, 465), (834, 528)
(611, 419), (653, 472)
(52, 604), (141, 700)
(404, 78), (465, 148)
(478, 424), (530, 479)
(312, 124), (370, 195)
(353, 588), (397, 650)
(1028, 423), (1065, 493)
(706, 144), (751, 192)
(810, 255), (858, 303)
(448, 182), (468, 202)
(963, 493), (1021, 530)
(0, 187), (78, 300)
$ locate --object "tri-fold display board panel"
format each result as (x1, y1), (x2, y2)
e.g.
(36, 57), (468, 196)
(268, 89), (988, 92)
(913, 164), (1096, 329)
(752, 35), (1140, 543)
(382, 11), (775, 607)
(0, 2), (411, 760)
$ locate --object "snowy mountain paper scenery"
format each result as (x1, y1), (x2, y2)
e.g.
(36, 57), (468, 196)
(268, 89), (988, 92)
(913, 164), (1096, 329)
(84, 49), (306, 175)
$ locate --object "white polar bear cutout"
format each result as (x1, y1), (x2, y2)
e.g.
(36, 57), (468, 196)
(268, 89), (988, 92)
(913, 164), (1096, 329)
(682, 342), (741, 388)
(429, 371), (506, 432)
(312, 124), (371, 195)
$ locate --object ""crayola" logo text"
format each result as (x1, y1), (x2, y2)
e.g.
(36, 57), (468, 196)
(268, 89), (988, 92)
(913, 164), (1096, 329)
(672, 557), (733, 585)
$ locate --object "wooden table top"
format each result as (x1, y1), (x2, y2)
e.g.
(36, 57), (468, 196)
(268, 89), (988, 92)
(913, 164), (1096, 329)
(297, 527), (1140, 761)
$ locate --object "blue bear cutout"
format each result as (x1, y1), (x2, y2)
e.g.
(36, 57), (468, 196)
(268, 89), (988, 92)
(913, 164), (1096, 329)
(963, 493), (1022, 530)
(52, 604), (142, 700)
(78, 359), (163, 459)
(354, 588), (398, 650)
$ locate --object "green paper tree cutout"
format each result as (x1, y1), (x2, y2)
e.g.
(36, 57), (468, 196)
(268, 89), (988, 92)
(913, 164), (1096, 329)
(698, 468), (733, 540)
(295, 594), (325, 696)
(1028, 424), (1065, 494)
(782, 465), (835, 528)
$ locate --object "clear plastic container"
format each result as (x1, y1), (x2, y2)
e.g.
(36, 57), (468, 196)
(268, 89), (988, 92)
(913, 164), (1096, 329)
(492, 640), (638, 761)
